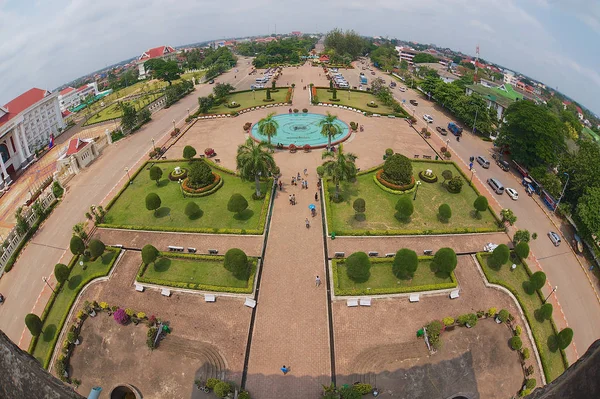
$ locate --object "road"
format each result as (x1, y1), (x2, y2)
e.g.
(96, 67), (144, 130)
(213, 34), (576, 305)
(348, 60), (600, 359)
(0, 57), (255, 346)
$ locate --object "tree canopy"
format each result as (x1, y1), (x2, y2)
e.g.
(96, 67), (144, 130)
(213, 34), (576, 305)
(413, 53), (438, 64)
(236, 138), (276, 197)
(237, 36), (317, 67)
(324, 29), (370, 62)
(141, 244), (159, 265)
(143, 59), (181, 84)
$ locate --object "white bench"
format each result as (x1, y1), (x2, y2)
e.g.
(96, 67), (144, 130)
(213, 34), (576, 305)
(450, 289), (460, 299)
(409, 294), (420, 303)
(347, 299), (359, 307)
(205, 294), (216, 302)
(359, 298), (371, 307)
(244, 298), (257, 308)
(135, 284), (144, 292)
(161, 288), (171, 297)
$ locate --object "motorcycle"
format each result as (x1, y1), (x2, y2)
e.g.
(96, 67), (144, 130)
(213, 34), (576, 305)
(0, 294), (5, 304)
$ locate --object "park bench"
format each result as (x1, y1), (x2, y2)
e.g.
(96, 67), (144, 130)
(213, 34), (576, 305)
(368, 251), (379, 257)
(423, 250), (433, 256)
(168, 246), (184, 252)
(449, 289), (460, 299)
(347, 299), (359, 307)
(422, 155), (432, 159)
(385, 253), (395, 258)
(205, 294), (216, 302)
(244, 298), (257, 308)
(187, 247), (197, 253)
(161, 288), (171, 297)
(334, 252), (345, 258)
(208, 249), (219, 255)
(135, 284), (144, 292)
(409, 294), (420, 303)
(414, 155), (419, 158)
(359, 298), (372, 307)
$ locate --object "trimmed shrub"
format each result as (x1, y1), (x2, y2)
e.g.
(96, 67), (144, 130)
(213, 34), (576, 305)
(228, 193), (249, 215)
(149, 166), (163, 186)
(382, 154), (413, 185)
(346, 252), (371, 283)
(515, 242), (530, 259)
(509, 336), (522, 350)
(489, 244), (510, 269)
(522, 348), (530, 360)
(457, 313), (478, 327)
(432, 247), (457, 275)
(525, 378), (536, 390)
(25, 313), (43, 337)
(392, 248), (418, 279)
(70, 235), (85, 256)
(438, 203), (452, 222)
(188, 160), (215, 188)
(447, 176), (463, 193)
(385, 148), (394, 157)
(539, 303), (553, 320)
(353, 383), (372, 395)
(442, 317), (455, 326)
(183, 145), (197, 161)
(316, 166), (325, 177)
(426, 320), (443, 349)
(88, 239), (105, 260)
(395, 196), (414, 222)
(184, 202), (201, 219)
(515, 325), (522, 336)
(145, 193), (161, 212)
(113, 308), (129, 325)
(497, 309), (509, 323)
(224, 248), (250, 280)
(473, 195), (488, 216)
(54, 263), (69, 284)
(557, 328), (573, 349)
(513, 229), (531, 244)
(206, 378), (220, 389)
(238, 391), (251, 399)
(487, 307), (497, 318)
(214, 381), (231, 398)
(529, 271), (546, 291)
(353, 198), (365, 219)
(141, 244), (159, 265)
(441, 169), (453, 183)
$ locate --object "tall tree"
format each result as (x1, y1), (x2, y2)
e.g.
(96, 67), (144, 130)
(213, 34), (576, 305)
(321, 144), (357, 201)
(575, 186), (600, 241)
(257, 112), (279, 145)
(319, 112), (342, 148)
(496, 101), (566, 169)
(144, 59), (181, 84)
(236, 138), (276, 198)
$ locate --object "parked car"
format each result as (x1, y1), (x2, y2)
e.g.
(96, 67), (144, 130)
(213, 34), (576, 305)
(548, 231), (561, 247)
(436, 126), (448, 135)
(506, 187), (519, 200)
(209, 79), (215, 84)
(410, 99), (418, 106)
(399, 87), (406, 92)
(423, 114), (434, 123)
(476, 156), (490, 169)
(447, 122), (463, 136)
(497, 159), (510, 171)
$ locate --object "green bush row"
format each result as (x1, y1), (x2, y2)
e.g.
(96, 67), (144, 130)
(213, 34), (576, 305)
(314, 86), (409, 118)
(330, 226), (503, 236)
(33, 248), (120, 369)
(476, 252), (569, 382)
(98, 223), (265, 235)
(4, 201), (58, 273)
(331, 257), (456, 296)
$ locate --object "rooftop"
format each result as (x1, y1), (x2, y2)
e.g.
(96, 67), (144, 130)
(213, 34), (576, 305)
(138, 45), (176, 62)
(0, 88), (49, 129)
(465, 83), (522, 109)
(65, 138), (90, 156)
(59, 87), (75, 96)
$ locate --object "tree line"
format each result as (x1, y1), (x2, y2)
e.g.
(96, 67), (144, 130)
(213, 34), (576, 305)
(236, 36), (318, 68)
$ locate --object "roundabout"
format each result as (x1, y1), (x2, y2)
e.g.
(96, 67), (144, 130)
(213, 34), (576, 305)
(250, 112), (350, 148)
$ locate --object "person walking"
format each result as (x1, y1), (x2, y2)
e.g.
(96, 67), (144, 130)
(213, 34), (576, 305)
(281, 365), (289, 375)
(315, 275), (321, 287)
(297, 172), (301, 181)
(279, 180), (283, 191)
(292, 176), (295, 186)
(315, 192), (319, 201)
(292, 194), (296, 205)
(289, 194), (292, 205)
(304, 168), (308, 176)
(304, 180), (308, 189)
(305, 218), (310, 228)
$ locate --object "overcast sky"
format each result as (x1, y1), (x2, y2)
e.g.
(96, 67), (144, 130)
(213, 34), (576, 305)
(1, 0), (599, 115)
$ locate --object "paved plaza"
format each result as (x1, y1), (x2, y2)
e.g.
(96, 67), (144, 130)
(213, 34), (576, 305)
(0, 61), (592, 398)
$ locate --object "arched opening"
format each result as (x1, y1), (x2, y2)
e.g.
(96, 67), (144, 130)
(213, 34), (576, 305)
(0, 143), (9, 163)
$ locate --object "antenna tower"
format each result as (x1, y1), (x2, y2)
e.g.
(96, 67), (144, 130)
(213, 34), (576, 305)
(474, 44), (480, 83)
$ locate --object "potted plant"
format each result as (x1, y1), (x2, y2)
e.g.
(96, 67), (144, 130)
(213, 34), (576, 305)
(289, 144), (297, 153)
(303, 144), (311, 153)
(83, 301), (96, 317)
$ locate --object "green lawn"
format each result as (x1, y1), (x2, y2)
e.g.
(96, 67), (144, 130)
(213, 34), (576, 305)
(31, 249), (119, 368)
(138, 254), (256, 293)
(315, 88), (395, 114)
(207, 88), (291, 114)
(102, 161), (270, 234)
(83, 92), (164, 126)
(325, 162), (499, 235)
(477, 253), (567, 382)
(181, 71), (206, 81)
(333, 258), (456, 296)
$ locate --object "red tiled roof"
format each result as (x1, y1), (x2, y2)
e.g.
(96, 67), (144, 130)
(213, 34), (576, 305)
(0, 88), (48, 129)
(76, 84), (92, 92)
(139, 45), (175, 61)
(576, 106), (583, 114)
(60, 87), (75, 96)
(61, 110), (72, 118)
(66, 138), (88, 156)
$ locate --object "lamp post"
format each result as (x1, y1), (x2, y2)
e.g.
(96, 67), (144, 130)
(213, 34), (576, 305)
(125, 167), (132, 184)
(446, 138), (450, 151)
(172, 119), (176, 133)
(151, 138), (155, 151)
(253, 89), (255, 100)
(554, 172), (570, 214)
(413, 180), (421, 200)
(178, 179), (185, 198)
(470, 169), (475, 184)
(42, 276), (56, 294)
(544, 286), (558, 304)
(187, 108), (190, 119)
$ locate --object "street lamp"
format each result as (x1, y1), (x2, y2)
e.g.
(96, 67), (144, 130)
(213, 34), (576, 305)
(187, 108), (190, 119)
(172, 119), (176, 132)
(253, 89), (255, 100)
(178, 179), (185, 198)
(413, 180), (422, 200)
(554, 172), (570, 214)
(125, 167), (132, 184)
(446, 138), (450, 151)
(151, 138), (155, 151)
(544, 286), (558, 304)
(42, 276), (56, 294)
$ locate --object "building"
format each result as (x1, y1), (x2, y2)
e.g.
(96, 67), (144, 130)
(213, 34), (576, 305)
(0, 88), (65, 186)
(396, 46), (418, 65)
(57, 83), (98, 112)
(465, 83), (523, 121)
(137, 45), (177, 79)
(56, 137), (99, 174)
(291, 31), (302, 36)
(414, 63), (458, 83)
(503, 70), (518, 86)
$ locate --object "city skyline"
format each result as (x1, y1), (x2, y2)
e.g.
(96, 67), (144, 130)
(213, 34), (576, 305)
(0, 0), (599, 115)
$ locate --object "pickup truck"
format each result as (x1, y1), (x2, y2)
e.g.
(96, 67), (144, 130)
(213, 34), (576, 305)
(447, 122), (463, 136)
(436, 126), (448, 135)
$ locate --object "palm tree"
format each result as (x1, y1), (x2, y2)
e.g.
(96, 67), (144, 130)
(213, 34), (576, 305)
(322, 144), (357, 201)
(236, 138), (277, 197)
(319, 112), (342, 148)
(257, 112), (279, 145)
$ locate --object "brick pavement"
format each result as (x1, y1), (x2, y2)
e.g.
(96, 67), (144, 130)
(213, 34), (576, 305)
(245, 153), (331, 399)
(93, 228), (264, 257)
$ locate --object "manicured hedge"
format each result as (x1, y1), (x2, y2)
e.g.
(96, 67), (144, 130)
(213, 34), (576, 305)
(182, 173), (223, 196)
(476, 252), (569, 382)
(332, 257), (457, 296)
(136, 252), (257, 294)
(314, 86), (409, 118)
(419, 170), (438, 183)
(375, 169), (416, 192)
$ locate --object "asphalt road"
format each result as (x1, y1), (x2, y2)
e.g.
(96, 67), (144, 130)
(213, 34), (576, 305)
(351, 60), (600, 359)
(0, 58), (255, 346)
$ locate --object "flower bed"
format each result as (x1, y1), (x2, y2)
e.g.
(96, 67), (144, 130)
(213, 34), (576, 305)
(168, 168), (188, 181)
(284, 87), (293, 103)
(375, 169), (416, 192)
(419, 170), (438, 183)
(182, 173), (222, 196)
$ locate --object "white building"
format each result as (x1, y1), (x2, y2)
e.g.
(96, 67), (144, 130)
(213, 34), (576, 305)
(503, 70), (518, 86)
(58, 82), (98, 112)
(396, 46), (418, 65)
(137, 45), (177, 79)
(0, 88), (65, 186)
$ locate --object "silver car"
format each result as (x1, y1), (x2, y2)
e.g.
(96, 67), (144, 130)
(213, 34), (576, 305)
(548, 231), (561, 247)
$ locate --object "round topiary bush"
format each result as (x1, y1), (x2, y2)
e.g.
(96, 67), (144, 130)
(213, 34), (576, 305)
(382, 154), (413, 186)
(224, 248), (250, 279)
(141, 244), (159, 265)
(447, 176), (463, 193)
(509, 336), (522, 350)
(168, 167), (188, 181)
(88, 239), (105, 260)
(515, 241), (530, 259)
(489, 244), (510, 269)
(538, 303), (553, 320)
(392, 248), (418, 279)
(385, 148), (394, 157)
(145, 193), (161, 213)
(497, 309), (509, 323)
(395, 196), (414, 222)
(346, 252), (371, 283)
(188, 160), (215, 188)
(366, 101), (378, 108)
(432, 247), (457, 275)
(438, 203), (452, 222)
(227, 193), (248, 215)
(213, 381), (231, 398)
(557, 328), (573, 349)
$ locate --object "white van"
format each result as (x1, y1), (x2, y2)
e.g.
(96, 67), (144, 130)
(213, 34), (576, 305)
(476, 156), (490, 169)
(487, 178), (505, 194)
